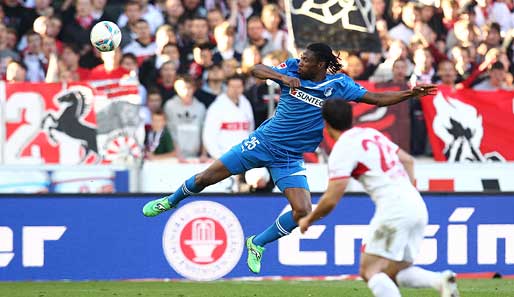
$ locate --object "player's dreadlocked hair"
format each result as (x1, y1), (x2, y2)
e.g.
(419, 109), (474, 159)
(307, 43), (342, 74)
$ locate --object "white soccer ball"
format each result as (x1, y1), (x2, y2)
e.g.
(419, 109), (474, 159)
(90, 21), (122, 52)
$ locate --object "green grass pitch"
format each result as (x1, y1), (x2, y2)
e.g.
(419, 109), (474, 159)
(0, 279), (512, 297)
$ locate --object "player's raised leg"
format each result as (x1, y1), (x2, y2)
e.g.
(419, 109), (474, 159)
(142, 159), (232, 217)
(143, 134), (268, 217)
(246, 180), (311, 274)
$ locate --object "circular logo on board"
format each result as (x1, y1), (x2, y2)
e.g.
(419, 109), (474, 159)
(162, 201), (244, 281)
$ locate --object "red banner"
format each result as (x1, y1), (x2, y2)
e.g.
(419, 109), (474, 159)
(355, 81), (410, 151)
(1, 80), (144, 165)
(2, 82), (99, 164)
(421, 86), (514, 161)
(321, 82), (410, 155)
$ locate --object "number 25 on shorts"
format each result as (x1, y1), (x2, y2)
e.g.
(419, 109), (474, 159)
(242, 137), (260, 152)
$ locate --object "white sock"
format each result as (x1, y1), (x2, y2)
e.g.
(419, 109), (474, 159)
(368, 272), (402, 297)
(396, 266), (442, 290)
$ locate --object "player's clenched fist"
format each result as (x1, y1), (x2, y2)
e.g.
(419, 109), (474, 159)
(298, 217), (311, 234)
(280, 75), (301, 88)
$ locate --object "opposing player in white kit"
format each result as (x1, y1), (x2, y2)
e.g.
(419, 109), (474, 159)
(299, 100), (459, 297)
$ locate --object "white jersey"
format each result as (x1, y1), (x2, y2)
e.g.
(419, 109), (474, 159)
(330, 127), (427, 262)
(328, 127), (416, 203)
(202, 93), (254, 159)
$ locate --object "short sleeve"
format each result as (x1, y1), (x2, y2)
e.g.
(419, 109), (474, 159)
(270, 58), (299, 76)
(327, 140), (358, 180)
(335, 76), (367, 102)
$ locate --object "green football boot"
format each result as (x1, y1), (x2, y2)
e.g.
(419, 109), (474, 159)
(142, 196), (174, 217)
(246, 235), (265, 274)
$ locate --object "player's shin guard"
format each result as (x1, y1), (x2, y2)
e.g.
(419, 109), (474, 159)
(167, 175), (202, 207)
(253, 211), (297, 246)
(368, 273), (402, 297)
(396, 266), (442, 290)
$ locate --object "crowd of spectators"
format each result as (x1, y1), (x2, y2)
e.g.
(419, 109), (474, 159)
(1, 0), (514, 164)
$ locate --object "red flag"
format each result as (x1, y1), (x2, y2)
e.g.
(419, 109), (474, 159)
(421, 86), (514, 161)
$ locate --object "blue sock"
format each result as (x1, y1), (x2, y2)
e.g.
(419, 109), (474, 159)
(167, 175), (202, 206)
(252, 211), (297, 247)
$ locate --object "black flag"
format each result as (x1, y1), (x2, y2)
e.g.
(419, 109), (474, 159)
(287, 0), (382, 52)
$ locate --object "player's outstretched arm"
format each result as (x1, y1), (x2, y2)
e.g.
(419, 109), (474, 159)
(250, 64), (300, 88)
(359, 84), (438, 107)
(299, 178), (349, 233)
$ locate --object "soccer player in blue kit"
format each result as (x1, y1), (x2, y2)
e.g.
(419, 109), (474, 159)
(142, 43), (437, 274)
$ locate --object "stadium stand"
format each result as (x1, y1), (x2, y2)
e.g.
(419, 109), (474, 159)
(0, 0), (513, 192)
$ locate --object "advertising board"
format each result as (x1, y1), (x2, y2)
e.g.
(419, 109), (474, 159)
(0, 194), (512, 281)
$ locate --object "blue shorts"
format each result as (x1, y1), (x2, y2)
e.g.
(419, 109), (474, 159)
(219, 133), (309, 192)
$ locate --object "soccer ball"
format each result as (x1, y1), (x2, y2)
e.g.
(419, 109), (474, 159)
(90, 21), (122, 52)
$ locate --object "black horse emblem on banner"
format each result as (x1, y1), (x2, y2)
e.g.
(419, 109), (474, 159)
(41, 91), (98, 159)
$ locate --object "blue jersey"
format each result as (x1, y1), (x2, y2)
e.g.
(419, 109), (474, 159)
(254, 58), (367, 154)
